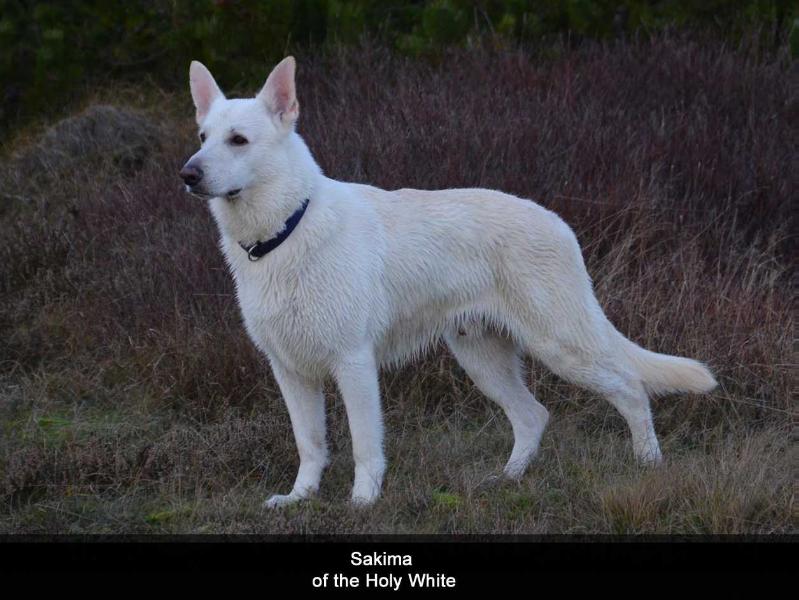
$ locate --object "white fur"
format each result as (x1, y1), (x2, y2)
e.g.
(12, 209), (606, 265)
(183, 57), (718, 508)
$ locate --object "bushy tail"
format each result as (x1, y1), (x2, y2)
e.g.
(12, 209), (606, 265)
(619, 335), (718, 397)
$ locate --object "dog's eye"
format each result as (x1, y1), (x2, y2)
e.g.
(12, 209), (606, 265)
(199, 132), (206, 143)
(230, 134), (248, 146)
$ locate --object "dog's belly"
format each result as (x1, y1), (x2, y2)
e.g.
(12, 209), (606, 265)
(375, 311), (453, 367)
(375, 297), (500, 368)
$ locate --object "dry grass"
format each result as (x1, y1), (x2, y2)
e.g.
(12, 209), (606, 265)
(0, 35), (795, 534)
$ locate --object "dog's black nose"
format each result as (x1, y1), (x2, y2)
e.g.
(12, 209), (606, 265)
(179, 164), (204, 187)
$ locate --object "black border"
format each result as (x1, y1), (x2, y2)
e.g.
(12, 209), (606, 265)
(0, 535), (793, 580)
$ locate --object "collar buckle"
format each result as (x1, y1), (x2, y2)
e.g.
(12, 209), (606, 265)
(246, 244), (262, 262)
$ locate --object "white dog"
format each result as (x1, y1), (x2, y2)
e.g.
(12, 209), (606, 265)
(180, 57), (717, 507)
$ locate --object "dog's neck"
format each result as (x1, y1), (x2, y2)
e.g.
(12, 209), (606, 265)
(209, 131), (321, 249)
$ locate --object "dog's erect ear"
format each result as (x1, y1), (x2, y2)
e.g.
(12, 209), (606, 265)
(257, 56), (299, 126)
(189, 61), (224, 124)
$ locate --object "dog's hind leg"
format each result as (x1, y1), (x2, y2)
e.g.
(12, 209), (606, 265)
(596, 376), (662, 464)
(532, 341), (663, 465)
(264, 362), (328, 508)
(445, 328), (549, 479)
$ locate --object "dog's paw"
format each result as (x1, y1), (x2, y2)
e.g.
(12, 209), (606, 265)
(350, 470), (382, 507)
(350, 494), (378, 508)
(263, 493), (304, 509)
(638, 452), (664, 467)
(475, 474), (504, 490)
(635, 442), (664, 467)
(350, 484), (380, 507)
(502, 468), (525, 481)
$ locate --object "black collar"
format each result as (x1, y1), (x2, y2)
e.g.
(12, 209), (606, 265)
(239, 198), (310, 261)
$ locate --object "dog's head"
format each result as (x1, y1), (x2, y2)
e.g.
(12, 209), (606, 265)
(180, 57), (300, 199)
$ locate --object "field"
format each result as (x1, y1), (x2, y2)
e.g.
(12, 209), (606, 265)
(0, 35), (795, 534)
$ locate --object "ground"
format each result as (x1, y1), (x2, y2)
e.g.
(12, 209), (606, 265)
(0, 35), (794, 534)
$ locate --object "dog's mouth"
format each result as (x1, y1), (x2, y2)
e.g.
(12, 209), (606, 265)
(185, 185), (212, 199)
(184, 185), (242, 200)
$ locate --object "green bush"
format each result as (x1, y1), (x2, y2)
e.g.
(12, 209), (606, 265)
(0, 0), (794, 133)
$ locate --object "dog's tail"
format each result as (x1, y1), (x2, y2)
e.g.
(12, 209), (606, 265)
(617, 334), (718, 397)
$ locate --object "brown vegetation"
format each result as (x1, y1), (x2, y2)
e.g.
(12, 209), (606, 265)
(0, 35), (794, 533)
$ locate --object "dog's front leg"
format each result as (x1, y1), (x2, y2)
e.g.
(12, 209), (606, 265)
(264, 362), (328, 509)
(333, 347), (386, 506)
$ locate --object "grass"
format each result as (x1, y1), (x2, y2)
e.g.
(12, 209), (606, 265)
(0, 34), (795, 534)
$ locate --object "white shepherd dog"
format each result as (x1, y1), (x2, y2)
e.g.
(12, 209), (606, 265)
(180, 57), (717, 507)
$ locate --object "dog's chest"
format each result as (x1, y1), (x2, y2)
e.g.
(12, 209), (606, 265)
(230, 256), (371, 373)
(235, 273), (321, 366)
